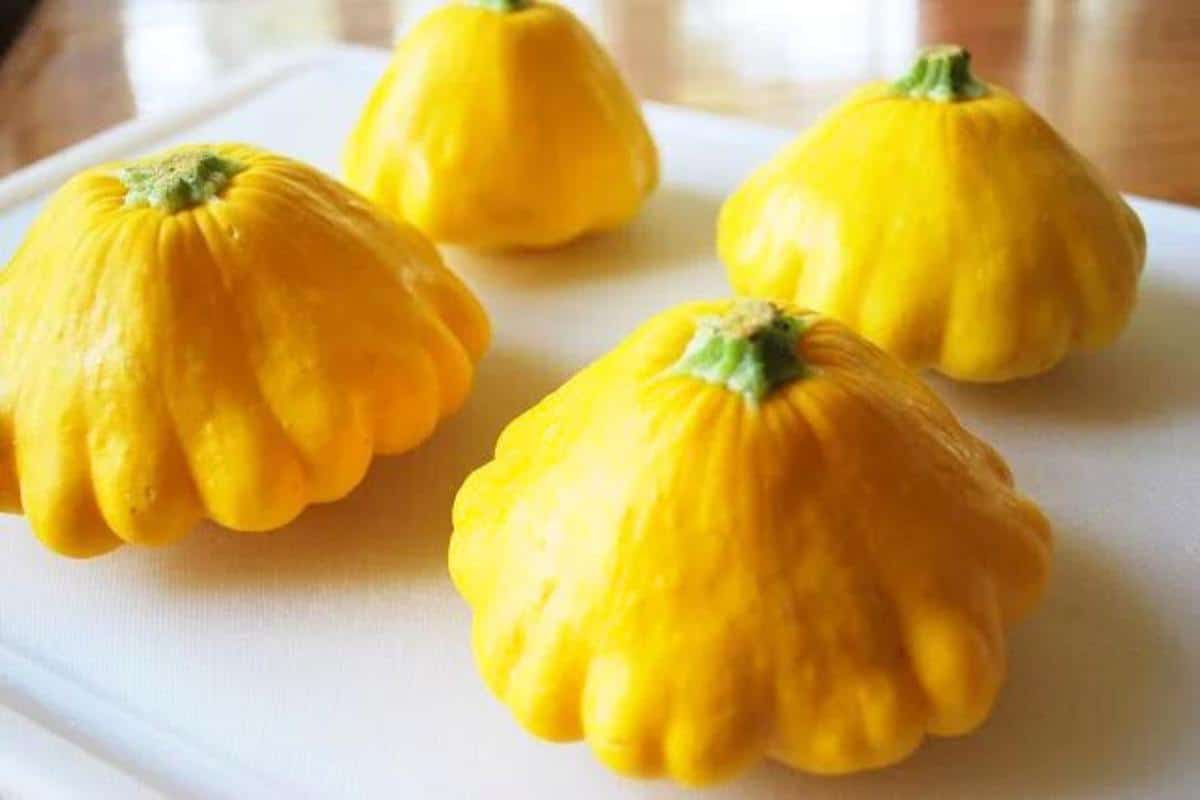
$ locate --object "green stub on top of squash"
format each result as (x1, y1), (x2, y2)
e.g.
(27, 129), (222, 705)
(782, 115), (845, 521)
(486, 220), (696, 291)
(672, 300), (811, 404)
(891, 44), (988, 102)
(119, 149), (246, 213)
(471, 0), (534, 12)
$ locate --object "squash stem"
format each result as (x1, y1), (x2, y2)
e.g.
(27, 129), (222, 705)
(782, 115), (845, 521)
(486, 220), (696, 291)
(892, 44), (988, 102)
(119, 148), (245, 213)
(472, 0), (534, 11)
(671, 300), (811, 404)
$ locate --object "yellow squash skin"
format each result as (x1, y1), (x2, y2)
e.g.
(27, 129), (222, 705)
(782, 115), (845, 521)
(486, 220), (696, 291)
(342, 0), (659, 250)
(450, 299), (1051, 785)
(718, 46), (1145, 382)
(0, 143), (489, 557)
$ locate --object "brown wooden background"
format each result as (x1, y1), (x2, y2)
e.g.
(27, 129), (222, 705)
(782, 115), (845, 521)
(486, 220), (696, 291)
(1, 0), (1198, 205)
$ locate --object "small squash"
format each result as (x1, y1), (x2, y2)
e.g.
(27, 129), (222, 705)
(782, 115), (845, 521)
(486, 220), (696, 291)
(718, 45), (1146, 382)
(450, 299), (1051, 785)
(0, 144), (489, 557)
(343, 0), (659, 250)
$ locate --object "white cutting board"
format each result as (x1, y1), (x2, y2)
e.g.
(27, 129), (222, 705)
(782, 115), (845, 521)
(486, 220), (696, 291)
(0, 45), (1197, 800)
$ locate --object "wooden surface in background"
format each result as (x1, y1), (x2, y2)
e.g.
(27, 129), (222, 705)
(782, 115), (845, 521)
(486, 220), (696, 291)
(1, 0), (1198, 205)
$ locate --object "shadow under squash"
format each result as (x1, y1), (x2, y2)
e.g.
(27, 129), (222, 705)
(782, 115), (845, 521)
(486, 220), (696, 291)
(938, 279), (1200, 426)
(447, 186), (723, 289)
(156, 347), (571, 592)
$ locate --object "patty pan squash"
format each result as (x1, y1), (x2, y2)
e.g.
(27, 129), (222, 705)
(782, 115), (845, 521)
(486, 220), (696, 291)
(0, 143), (489, 557)
(343, 0), (659, 250)
(450, 299), (1051, 784)
(718, 45), (1145, 382)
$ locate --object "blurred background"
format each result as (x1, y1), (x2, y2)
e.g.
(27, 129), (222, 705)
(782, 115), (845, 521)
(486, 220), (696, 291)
(0, 0), (1197, 204)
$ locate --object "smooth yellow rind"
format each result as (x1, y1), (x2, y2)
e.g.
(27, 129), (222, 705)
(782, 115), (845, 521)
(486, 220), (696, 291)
(450, 300), (1051, 783)
(718, 83), (1145, 382)
(0, 143), (490, 556)
(343, 2), (659, 250)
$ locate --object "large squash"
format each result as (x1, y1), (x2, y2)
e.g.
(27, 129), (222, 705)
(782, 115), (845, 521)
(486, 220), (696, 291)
(718, 45), (1145, 382)
(0, 144), (489, 557)
(450, 299), (1051, 784)
(343, 0), (659, 250)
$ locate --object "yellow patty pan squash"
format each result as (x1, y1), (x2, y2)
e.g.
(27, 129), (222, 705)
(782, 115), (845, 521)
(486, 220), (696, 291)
(450, 299), (1051, 785)
(0, 144), (489, 557)
(343, 0), (659, 250)
(718, 45), (1145, 382)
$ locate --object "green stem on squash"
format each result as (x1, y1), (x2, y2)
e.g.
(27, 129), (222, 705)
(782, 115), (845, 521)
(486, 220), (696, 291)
(671, 300), (811, 404)
(891, 44), (988, 102)
(471, 0), (534, 11)
(118, 149), (245, 213)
